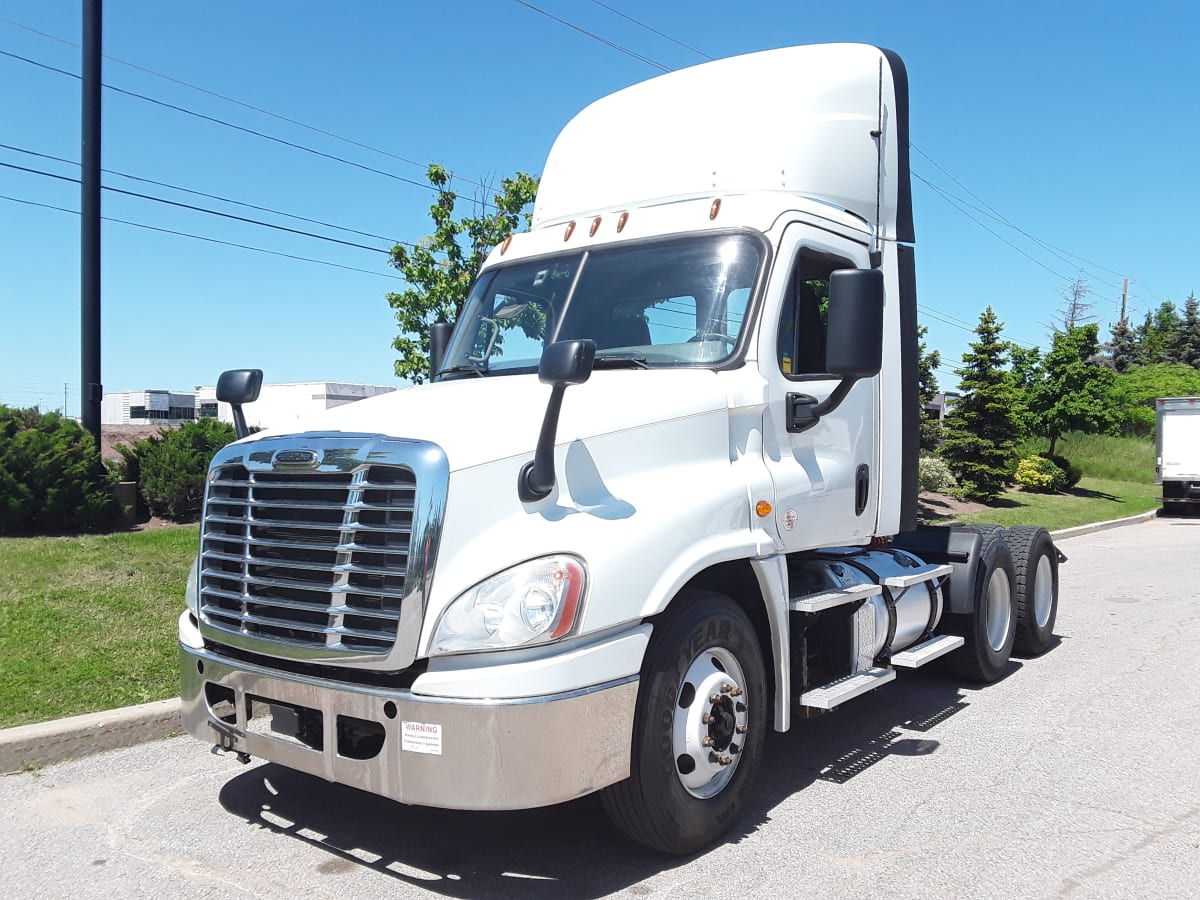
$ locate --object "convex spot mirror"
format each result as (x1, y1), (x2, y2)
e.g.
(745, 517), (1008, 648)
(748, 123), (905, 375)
(539, 339), (596, 386)
(825, 268), (884, 379)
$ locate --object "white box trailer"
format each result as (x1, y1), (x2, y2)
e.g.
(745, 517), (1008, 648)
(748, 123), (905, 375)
(179, 44), (1064, 854)
(1156, 397), (1200, 512)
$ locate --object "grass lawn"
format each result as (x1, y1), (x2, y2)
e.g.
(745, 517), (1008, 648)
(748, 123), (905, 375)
(0, 526), (197, 729)
(953, 476), (1158, 530)
(950, 433), (1159, 530)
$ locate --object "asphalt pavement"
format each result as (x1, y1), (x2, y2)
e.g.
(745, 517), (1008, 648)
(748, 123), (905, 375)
(1, 516), (1197, 898)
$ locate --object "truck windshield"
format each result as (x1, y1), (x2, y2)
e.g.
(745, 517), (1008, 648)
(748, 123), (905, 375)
(439, 233), (765, 377)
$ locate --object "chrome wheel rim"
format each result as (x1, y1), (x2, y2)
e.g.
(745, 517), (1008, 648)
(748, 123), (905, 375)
(672, 646), (748, 799)
(985, 568), (1013, 652)
(1033, 554), (1054, 628)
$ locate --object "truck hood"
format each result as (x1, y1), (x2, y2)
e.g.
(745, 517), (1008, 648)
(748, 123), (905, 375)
(253, 368), (734, 472)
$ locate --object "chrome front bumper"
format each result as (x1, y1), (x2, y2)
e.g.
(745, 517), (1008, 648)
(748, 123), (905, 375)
(180, 641), (639, 811)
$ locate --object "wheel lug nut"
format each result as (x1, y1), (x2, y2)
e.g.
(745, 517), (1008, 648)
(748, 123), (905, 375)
(701, 736), (715, 747)
(709, 693), (721, 703)
(718, 755), (732, 766)
(735, 724), (748, 734)
(721, 683), (734, 694)
(729, 687), (743, 697)
(701, 714), (714, 724)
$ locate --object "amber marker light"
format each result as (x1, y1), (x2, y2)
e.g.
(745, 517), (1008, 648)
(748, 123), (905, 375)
(617, 211), (629, 232)
(589, 217), (601, 237)
(755, 500), (773, 518)
(564, 221), (576, 241)
(500, 235), (513, 255)
(709, 198), (721, 220)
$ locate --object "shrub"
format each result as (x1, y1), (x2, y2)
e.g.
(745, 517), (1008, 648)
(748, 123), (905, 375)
(0, 406), (119, 534)
(1041, 453), (1081, 489)
(138, 418), (237, 521)
(918, 455), (958, 493)
(1014, 456), (1067, 493)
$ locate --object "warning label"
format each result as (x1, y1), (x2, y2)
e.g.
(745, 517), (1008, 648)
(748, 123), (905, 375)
(401, 721), (443, 755)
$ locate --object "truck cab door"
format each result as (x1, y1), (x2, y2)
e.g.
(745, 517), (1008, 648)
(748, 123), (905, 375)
(760, 223), (880, 551)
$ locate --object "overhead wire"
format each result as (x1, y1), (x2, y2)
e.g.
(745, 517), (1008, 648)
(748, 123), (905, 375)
(0, 159), (400, 254)
(511, 0), (671, 72)
(0, 143), (405, 246)
(0, 193), (404, 281)
(0, 15), (493, 193)
(586, 1), (712, 60)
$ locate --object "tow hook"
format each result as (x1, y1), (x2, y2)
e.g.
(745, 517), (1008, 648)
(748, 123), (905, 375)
(209, 718), (251, 765)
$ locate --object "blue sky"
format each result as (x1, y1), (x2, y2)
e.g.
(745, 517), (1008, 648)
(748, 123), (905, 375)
(1, 1), (1196, 415)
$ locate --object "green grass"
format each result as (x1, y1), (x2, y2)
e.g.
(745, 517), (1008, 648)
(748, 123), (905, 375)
(954, 432), (1158, 530)
(0, 526), (197, 729)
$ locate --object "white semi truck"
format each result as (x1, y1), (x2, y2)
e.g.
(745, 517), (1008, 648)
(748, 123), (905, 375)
(1156, 396), (1200, 513)
(179, 43), (1062, 854)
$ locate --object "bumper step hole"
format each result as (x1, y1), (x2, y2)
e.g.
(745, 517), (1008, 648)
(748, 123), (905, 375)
(337, 714), (385, 760)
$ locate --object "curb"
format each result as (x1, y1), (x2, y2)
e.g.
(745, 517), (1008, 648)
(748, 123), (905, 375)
(1049, 508), (1159, 542)
(0, 697), (181, 774)
(0, 510), (1161, 774)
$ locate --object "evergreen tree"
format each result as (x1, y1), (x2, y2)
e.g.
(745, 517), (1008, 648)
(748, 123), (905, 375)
(1006, 342), (1042, 435)
(939, 307), (1022, 502)
(1179, 292), (1200, 369)
(1107, 316), (1138, 373)
(917, 324), (942, 452)
(1137, 301), (1182, 365)
(1028, 324), (1118, 456)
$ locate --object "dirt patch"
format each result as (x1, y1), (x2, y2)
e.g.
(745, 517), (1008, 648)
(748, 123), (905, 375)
(918, 490), (992, 523)
(101, 425), (173, 462)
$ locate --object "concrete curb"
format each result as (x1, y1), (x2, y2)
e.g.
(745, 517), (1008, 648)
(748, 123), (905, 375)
(1049, 508), (1159, 542)
(0, 697), (181, 774)
(0, 510), (1161, 774)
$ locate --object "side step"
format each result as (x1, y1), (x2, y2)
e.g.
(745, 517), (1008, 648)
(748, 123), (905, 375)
(789, 582), (882, 613)
(882, 563), (953, 589)
(890, 634), (964, 669)
(800, 667), (895, 710)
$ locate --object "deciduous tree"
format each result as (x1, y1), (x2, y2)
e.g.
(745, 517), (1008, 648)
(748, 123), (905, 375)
(1027, 324), (1117, 456)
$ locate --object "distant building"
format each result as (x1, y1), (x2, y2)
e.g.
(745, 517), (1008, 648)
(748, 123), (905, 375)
(101, 389), (197, 425)
(194, 381), (397, 431)
(926, 390), (961, 422)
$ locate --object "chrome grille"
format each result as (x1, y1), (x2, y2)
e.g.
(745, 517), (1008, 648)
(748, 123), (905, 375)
(199, 463), (416, 653)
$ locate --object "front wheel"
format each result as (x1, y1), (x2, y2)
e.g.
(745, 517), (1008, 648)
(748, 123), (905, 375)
(601, 590), (767, 855)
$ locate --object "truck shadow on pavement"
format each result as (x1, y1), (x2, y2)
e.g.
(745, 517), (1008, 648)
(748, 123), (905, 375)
(216, 669), (1007, 898)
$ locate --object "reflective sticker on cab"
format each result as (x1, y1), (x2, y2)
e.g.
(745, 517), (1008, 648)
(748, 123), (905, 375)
(401, 721), (443, 755)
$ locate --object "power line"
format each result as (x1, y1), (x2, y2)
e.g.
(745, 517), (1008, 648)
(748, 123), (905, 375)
(587, 1), (712, 60)
(0, 159), (397, 254)
(0, 193), (404, 280)
(0, 15), (494, 194)
(0, 48), (480, 202)
(0, 143), (405, 246)
(511, 0), (671, 72)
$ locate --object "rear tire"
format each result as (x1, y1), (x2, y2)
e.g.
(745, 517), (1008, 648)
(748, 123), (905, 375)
(1002, 526), (1059, 656)
(601, 590), (767, 855)
(944, 538), (1017, 683)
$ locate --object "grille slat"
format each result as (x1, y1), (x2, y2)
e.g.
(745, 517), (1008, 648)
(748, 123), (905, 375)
(199, 460), (415, 654)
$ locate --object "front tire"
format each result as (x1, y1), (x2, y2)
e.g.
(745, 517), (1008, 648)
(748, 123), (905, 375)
(601, 590), (767, 855)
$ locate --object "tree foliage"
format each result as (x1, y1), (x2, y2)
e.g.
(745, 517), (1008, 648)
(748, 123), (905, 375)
(917, 324), (942, 452)
(0, 406), (118, 534)
(1111, 363), (1200, 436)
(939, 307), (1022, 502)
(1027, 324), (1117, 455)
(387, 165), (538, 384)
(126, 418), (238, 522)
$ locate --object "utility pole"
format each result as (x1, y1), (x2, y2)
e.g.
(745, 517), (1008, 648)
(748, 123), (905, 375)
(1119, 278), (1128, 324)
(63, 382), (68, 416)
(81, 0), (103, 449)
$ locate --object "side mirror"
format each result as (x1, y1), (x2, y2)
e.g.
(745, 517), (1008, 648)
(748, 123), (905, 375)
(826, 268), (884, 378)
(429, 322), (454, 381)
(216, 369), (263, 438)
(519, 340), (596, 502)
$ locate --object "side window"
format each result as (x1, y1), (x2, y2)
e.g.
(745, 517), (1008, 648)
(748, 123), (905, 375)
(776, 251), (849, 377)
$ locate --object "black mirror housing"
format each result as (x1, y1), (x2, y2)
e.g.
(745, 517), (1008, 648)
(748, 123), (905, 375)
(826, 268), (884, 379)
(429, 322), (454, 381)
(216, 369), (263, 405)
(539, 339), (596, 386)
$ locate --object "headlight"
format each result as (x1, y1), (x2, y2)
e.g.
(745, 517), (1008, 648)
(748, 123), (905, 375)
(431, 555), (586, 654)
(185, 555), (200, 616)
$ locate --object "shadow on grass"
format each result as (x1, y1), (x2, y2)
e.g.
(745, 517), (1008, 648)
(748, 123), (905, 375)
(1067, 486), (1119, 502)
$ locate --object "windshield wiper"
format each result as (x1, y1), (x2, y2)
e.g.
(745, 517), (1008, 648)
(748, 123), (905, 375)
(436, 362), (487, 378)
(593, 355), (650, 370)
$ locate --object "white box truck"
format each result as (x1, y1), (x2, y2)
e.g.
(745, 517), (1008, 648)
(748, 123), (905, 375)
(179, 43), (1062, 854)
(1156, 397), (1200, 513)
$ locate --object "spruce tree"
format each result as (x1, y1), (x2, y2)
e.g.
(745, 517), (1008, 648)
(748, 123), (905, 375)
(939, 307), (1022, 502)
(1179, 292), (1200, 369)
(1108, 316), (1138, 374)
(917, 324), (942, 452)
